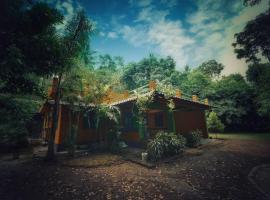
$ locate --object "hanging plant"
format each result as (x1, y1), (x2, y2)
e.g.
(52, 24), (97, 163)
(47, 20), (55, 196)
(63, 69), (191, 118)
(167, 99), (175, 111)
(135, 93), (154, 115)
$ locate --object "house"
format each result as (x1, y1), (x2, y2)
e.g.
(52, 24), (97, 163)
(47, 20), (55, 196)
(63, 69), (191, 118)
(39, 80), (210, 150)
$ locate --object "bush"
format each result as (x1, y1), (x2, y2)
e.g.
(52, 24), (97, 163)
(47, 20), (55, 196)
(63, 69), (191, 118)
(147, 131), (186, 161)
(183, 130), (202, 147)
(207, 111), (225, 132)
(107, 130), (127, 153)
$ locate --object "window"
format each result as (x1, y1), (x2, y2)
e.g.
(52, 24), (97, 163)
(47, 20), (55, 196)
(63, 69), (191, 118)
(155, 112), (164, 128)
(82, 111), (96, 129)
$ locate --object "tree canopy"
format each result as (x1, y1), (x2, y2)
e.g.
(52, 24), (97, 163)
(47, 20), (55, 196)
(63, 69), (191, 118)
(0, 0), (64, 95)
(121, 54), (176, 90)
(198, 60), (224, 78)
(233, 3), (270, 62)
(246, 63), (270, 116)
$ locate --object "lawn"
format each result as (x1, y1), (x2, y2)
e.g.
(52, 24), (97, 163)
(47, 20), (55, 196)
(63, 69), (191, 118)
(209, 132), (270, 140)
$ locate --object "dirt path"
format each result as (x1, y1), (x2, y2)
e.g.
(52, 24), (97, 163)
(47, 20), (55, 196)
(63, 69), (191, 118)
(0, 139), (269, 200)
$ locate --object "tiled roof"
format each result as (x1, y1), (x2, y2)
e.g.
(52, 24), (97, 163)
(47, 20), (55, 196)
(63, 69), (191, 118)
(47, 99), (95, 107)
(109, 91), (210, 108)
(109, 91), (154, 106)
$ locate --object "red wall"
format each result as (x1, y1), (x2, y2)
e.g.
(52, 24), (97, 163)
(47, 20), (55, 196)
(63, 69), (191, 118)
(174, 110), (208, 138)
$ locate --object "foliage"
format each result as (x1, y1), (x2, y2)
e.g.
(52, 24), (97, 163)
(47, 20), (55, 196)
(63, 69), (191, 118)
(207, 111), (225, 133)
(107, 130), (124, 153)
(0, 0), (63, 95)
(244, 0), (262, 6)
(147, 131), (186, 161)
(94, 105), (120, 125)
(198, 60), (224, 78)
(0, 95), (40, 155)
(90, 104), (121, 144)
(246, 63), (270, 117)
(156, 83), (176, 97)
(97, 54), (124, 71)
(121, 54), (176, 90)
(46, 9), (94, 160)
(181, 70), (212, 98)
(135, 93), (154, 115)
(232, 9), (270, 63)
(207, 74), (254, 130)
(183, 130), (202, 147)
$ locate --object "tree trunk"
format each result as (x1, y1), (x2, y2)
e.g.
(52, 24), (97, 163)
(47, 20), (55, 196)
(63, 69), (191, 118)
(46, 74), (62, 161)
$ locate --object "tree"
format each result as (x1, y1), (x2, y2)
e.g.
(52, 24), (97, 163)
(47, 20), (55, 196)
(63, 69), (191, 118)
(246, 63), (270, 116)
(207, 74), (254, 130)
(97, 54), (117, 71)
(46, 10), (94, 160)
(0, 0), (64, 94)
(0, 0), (64, 158)
(60, 67), (87, 156)
(121, 54), (176, 90)
(0, 95), (41, 159)
(181, 70), (212, 98)
(232, 8), (270, 62)
(244, 0), (263, 6)
(207, 111), (225, 133)
(198, 60), (224, 78)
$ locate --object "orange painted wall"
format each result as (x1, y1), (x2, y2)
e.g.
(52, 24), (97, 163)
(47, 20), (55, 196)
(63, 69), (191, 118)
(121, 132), (140, 141)
(147, 112), (168, 139)
(57, 105), (98, 145)
(174, 110), (208, 138)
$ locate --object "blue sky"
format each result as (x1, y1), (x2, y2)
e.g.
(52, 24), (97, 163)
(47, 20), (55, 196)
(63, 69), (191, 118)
(47, 0), (268, 75)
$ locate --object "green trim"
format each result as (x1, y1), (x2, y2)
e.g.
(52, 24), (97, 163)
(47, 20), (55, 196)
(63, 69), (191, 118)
(138, 120), (146, 140)
(167, 111), (176, 133)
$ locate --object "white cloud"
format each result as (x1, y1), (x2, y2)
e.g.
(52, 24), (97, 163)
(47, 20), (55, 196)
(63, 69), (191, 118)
(99, 32), (105, 37)
(117, 0), (268, 74)
(135, 6), (169, 22)
(44, 0), (82, 32)
(148, 20), (194, 67)
(119, 6), (193, 68)
(186, 0), (269, 75)
(119, 25), (149, 47)
(107, 31), (118, 39)
(160, 0), (178, 8)
(129, 0), (152, 7)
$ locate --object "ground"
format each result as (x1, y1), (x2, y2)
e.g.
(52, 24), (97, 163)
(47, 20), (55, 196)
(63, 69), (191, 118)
(0, 138), (270, 200)
(209, 133), (270, 140)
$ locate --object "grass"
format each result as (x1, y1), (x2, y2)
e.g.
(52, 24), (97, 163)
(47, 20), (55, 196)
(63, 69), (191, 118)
(209, 133), (270, 140)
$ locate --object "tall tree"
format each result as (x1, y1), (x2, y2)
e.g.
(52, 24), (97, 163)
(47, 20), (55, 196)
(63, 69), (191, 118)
(0, 0), (63, 157)
(207, 74), (254, 130)
(198, 60), (224, 78)
(180, 70), (212, 98)
(246, 63), (270, 116)
(0, 0), (63, 94)
(46, 10), (94, 160)
(232, 2), (270, 62)
(122, 54), (176, 90)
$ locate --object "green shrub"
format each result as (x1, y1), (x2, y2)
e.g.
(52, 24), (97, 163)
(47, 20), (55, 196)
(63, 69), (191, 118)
(207, 111), (225, 132)
(183, 130), (202, 147)
(147, 131), (186, 161)
(108, 130), (127, 153)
